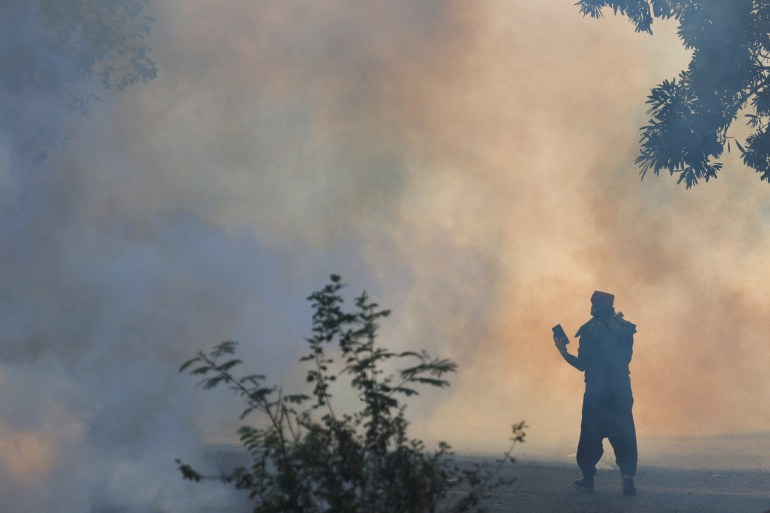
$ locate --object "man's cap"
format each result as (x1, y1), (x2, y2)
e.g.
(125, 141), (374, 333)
(591, 290), (615, 307)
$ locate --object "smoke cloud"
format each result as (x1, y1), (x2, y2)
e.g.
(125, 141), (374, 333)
(3, 0), (770, 511)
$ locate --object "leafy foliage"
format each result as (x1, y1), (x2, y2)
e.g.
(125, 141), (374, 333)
(1, 0), (157, 163)
(578, 0), (770, 187)
(1, 0), (157, 95)
(177, 275), (526, 513)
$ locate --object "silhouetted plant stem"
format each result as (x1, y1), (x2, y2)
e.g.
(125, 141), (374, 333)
(178, 275), (525, 513)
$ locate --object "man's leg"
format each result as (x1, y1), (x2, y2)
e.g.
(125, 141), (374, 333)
(608, 406), (637, 495)
(576, 404), (604, 489)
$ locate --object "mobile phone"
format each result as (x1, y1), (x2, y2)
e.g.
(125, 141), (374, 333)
(552, 324), (568, 345)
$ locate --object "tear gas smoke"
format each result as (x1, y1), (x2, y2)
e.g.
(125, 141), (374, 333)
(3, 1), (770, 511)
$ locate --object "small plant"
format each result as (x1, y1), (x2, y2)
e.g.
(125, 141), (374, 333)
(177, 275), (525, 513)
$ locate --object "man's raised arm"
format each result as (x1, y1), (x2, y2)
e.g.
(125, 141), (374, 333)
(554, 333), (585, 371)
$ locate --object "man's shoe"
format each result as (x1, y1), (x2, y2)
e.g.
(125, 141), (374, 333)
(622, 476), (636, 496)
(573, 476), (594, 491)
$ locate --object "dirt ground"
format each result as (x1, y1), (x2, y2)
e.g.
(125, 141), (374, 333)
(478, 461), (770, 513)
(200, 442), (770, 512)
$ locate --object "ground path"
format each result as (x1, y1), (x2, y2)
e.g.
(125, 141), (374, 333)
(480, 461), (770, 513)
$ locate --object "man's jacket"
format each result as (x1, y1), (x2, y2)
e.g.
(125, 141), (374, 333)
(575, 313), (636, 396)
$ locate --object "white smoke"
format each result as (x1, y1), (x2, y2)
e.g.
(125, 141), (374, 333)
(4, 1), (770, 511)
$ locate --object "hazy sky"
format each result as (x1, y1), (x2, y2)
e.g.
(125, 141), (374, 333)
(3, 1), (770, 511)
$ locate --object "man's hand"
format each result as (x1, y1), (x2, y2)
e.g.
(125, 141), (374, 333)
(555, 333), (583, 370)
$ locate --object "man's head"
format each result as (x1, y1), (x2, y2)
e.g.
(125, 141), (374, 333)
(590, 290), (615, 317)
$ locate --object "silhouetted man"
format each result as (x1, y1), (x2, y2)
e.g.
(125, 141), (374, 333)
(553, 291), (638, 496)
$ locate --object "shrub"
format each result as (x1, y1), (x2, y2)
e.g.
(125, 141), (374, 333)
(177, 275), (525, 513)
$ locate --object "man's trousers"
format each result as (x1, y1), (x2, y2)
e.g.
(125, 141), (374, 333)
(577, 389), (637, 478)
